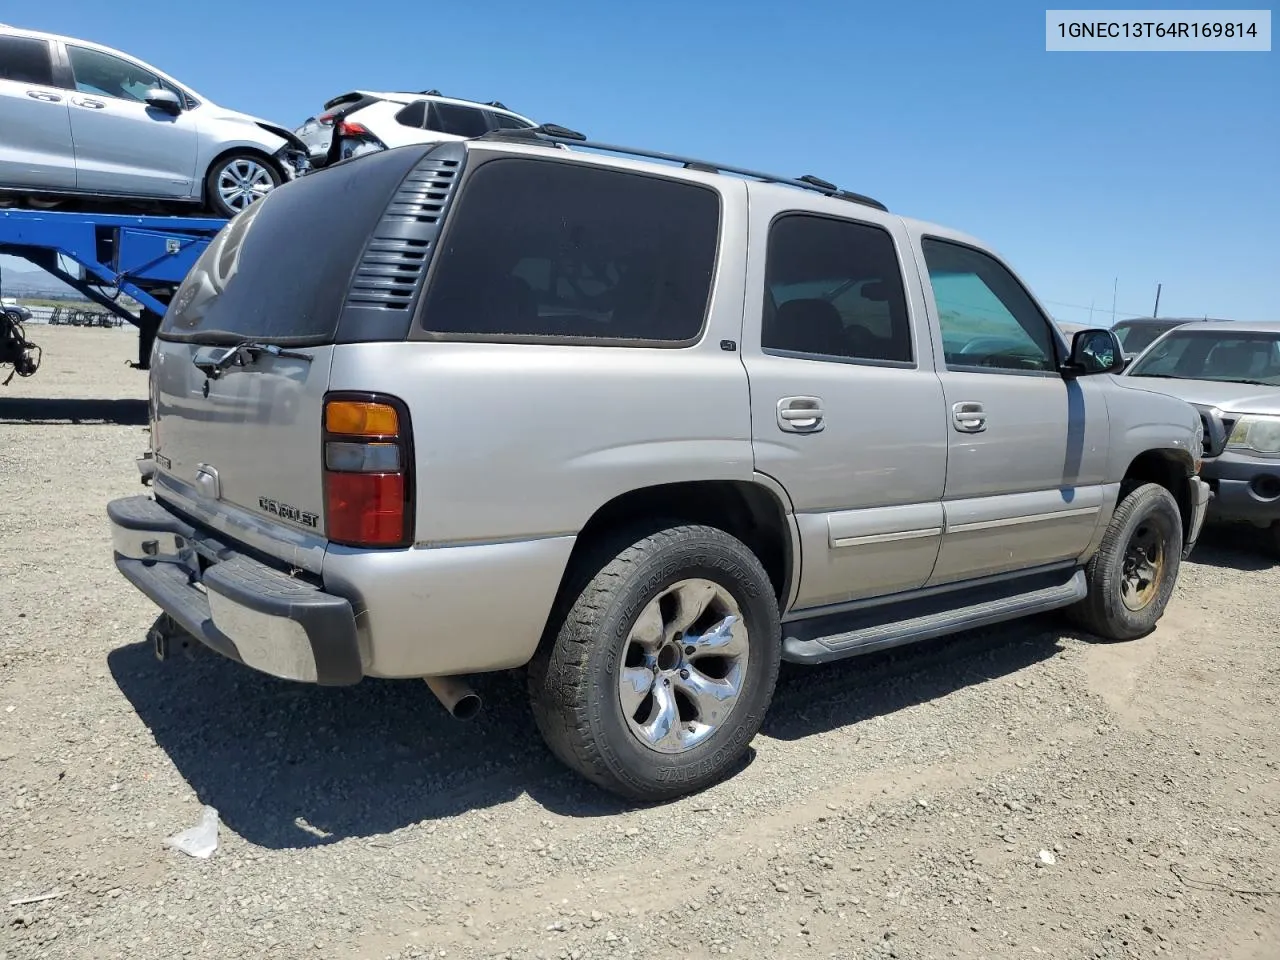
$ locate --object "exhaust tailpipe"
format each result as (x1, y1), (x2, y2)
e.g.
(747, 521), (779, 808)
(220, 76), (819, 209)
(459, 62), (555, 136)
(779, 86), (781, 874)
(424, 675), (482, 721)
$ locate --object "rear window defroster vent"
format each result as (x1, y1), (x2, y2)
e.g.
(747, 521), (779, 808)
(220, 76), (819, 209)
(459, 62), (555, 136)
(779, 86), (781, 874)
(345, 149), (464, 311)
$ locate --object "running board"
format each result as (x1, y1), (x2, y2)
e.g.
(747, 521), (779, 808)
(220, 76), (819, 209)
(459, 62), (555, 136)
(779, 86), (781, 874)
(781, 569), (1087, 665)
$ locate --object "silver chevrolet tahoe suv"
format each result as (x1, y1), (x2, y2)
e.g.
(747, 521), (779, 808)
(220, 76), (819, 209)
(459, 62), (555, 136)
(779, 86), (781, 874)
(107, 127), (1210, 801)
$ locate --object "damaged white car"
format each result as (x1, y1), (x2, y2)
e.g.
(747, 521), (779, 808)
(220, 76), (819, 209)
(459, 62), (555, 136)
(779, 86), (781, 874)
(0, 24), (308, 217)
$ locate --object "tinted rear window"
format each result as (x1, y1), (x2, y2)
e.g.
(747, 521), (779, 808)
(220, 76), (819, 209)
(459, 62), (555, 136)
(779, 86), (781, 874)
(418, 157), (720, 343)
(0, 35), (55, 86)
(160, 146), (428, 344)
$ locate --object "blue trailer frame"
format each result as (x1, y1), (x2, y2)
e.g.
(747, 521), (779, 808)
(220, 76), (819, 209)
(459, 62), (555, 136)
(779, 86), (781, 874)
(0, 207), (227, 368)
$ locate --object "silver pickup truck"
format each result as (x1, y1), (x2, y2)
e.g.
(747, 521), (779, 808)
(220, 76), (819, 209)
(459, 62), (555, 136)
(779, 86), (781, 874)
(107, 129), (1209, 800)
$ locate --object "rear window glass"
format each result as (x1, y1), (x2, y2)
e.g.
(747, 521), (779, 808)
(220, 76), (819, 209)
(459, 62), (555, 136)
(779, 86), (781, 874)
(159, 147), (422, 344)
(0, 35), (55, 86)
(418, 157), (720, 343)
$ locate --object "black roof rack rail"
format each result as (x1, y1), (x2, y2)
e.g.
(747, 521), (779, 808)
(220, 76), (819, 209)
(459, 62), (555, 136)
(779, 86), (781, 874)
(411, 90), (516, 113)
(475, 126), (888, 212)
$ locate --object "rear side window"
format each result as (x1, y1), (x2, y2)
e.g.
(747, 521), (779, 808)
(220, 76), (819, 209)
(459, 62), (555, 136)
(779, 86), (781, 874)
(490, 112), (531, 130)
(394, 101), (428, 128)
(0, 35), (55, 86)
(763, 214), (913, 364)
(418, 158), (720, 344)
(428, 102), (490, 137)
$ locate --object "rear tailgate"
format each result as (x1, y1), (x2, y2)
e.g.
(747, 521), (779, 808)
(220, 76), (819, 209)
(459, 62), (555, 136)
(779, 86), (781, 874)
(149, 143), (452, 566)
(293, 92), (383, 167)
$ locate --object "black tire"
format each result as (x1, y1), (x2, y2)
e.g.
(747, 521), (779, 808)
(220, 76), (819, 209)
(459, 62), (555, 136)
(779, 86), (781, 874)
(204, 153), (281, 219)
(528, 522), (782, 802)
(1067, 482), (1183, 641)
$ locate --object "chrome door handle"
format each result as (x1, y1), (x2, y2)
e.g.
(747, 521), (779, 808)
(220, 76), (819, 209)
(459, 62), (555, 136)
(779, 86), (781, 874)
(952, 401), (986, 433)
(26, 90), (62, 102)
(72, 97), (105, 109)
(777, 396), (824, 433)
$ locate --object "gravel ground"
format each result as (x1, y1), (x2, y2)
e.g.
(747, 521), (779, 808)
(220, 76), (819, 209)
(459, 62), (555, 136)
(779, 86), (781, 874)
(2, 325), (1278, 960)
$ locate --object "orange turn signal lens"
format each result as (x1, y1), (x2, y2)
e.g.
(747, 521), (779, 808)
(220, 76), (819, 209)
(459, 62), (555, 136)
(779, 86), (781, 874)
(325, 400), (399, 437)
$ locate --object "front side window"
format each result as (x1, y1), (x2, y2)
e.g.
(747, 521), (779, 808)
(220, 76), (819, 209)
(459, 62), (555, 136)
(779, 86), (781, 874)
(922, 238), (1057, 373)
(1128, 331), (1280, 385)
(762, 214), (913, 364)
(0, 35), (55, 86)
(67, 45), (163, 102)
(419, 158), (720, 343)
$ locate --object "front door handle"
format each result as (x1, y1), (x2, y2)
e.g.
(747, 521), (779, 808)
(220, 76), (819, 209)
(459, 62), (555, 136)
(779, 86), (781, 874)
(72, 97), (105, 109)
(952, 401), (986, 433)
(777, 396), (824, 433)
(26, 90), (62, 103)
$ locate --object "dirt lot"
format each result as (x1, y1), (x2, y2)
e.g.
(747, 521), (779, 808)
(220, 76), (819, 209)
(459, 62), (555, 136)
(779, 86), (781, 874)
(2, 325), (1279, 960)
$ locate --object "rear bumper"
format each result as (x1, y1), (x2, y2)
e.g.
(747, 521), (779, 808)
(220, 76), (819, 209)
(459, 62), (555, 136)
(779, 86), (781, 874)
(108, 495), (362, 685)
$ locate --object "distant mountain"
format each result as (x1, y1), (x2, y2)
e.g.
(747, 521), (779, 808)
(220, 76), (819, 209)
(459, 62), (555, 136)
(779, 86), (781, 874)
(0, 255), (86, 299)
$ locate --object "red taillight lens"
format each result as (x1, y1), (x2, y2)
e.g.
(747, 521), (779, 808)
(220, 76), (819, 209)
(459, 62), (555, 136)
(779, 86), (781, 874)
(337, 120), (372, 138)
(325, 472), (405, 545)
(322, 395), (412, 548)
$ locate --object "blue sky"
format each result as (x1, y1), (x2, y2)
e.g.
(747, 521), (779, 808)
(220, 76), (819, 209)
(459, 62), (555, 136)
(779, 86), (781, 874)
(5, 1), (1277, 323)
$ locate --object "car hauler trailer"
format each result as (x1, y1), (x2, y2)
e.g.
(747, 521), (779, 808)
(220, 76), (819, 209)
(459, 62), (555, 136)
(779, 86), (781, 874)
(0, 207), (226, 380)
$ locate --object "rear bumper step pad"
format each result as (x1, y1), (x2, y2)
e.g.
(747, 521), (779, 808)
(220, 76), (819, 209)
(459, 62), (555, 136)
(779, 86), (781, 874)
(108, 495), (362, 685)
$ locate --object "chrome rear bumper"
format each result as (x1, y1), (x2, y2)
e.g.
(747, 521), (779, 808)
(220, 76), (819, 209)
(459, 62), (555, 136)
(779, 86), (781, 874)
(108, 495), (362, 685)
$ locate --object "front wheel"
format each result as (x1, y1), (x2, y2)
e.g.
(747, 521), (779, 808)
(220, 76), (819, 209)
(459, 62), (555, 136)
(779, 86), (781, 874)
(205, 154), (280, 218)
(528, 523), (782, 802)
(1067, 482), (1184, 641)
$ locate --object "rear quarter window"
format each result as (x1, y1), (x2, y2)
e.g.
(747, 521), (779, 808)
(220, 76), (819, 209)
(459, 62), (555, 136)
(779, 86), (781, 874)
(416, 157), (720, 344)
(0, 35), (55, 86)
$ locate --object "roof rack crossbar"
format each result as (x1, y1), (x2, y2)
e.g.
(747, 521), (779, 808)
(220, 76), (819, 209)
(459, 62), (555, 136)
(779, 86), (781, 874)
(477, 127), (888, 212)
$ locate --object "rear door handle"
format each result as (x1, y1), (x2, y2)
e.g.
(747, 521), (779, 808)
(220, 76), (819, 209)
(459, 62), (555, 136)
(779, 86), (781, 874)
(72, 97), (105, 109)
(952, 401), (986, 433)
(26, 90), (62, 103)
(777, 396), (824, 433)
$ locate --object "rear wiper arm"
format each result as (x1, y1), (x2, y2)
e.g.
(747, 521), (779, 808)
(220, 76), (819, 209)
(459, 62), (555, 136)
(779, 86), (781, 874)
(192, 341), (313, 380)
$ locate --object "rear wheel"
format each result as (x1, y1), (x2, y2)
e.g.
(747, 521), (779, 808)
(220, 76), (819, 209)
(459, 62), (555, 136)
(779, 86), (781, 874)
(1068, 482), (1183, 641)
(205, 154), (280, 218)
(528, 523), (781, 801)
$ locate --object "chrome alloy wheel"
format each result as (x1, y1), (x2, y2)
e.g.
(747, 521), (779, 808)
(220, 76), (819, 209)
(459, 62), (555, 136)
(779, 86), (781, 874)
(617, 578), (750, 755)
(216, 159), (275, 212)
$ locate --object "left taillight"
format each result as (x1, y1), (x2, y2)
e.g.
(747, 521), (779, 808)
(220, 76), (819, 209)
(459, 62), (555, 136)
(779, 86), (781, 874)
(322, 393), (414, 548)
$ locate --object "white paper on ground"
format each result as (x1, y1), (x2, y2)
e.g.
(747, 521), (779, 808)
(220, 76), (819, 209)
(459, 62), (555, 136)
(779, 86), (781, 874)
(164, 805), (220, 859)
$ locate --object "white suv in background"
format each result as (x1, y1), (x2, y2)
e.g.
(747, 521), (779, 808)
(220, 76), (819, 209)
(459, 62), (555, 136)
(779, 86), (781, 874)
(294, 89), (538, 168)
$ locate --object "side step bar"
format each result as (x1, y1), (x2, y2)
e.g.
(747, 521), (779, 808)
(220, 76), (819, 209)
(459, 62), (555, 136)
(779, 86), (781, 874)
(782, 569), (1087, 665)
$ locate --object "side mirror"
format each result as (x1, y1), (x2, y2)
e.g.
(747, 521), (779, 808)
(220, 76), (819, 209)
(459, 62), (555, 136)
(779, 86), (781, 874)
(144, 88), (182, 115)
(1064, 328), (1125, 377)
